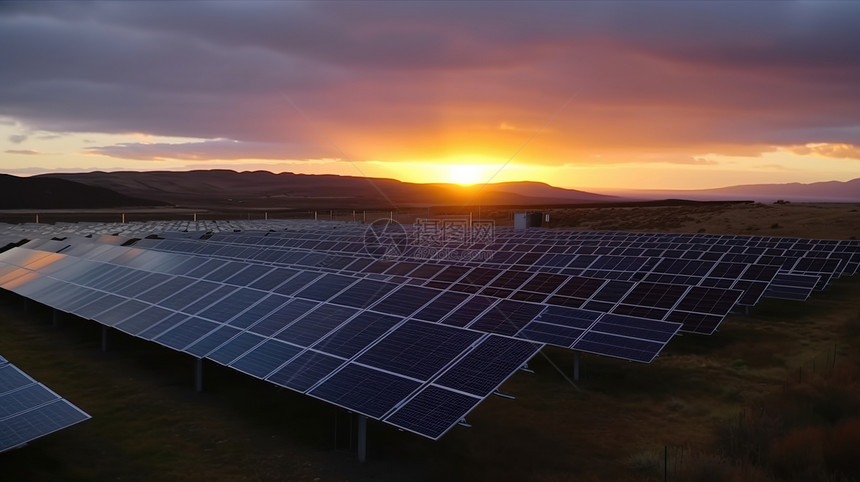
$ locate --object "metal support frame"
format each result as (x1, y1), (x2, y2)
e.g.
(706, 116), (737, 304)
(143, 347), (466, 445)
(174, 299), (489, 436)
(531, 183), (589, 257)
(101, 326), (109, 353)
(356, 414), (367, 463)
(194, 358), (203, 393)
(52, 309), (62, 328)
(573, 351), (581, 382)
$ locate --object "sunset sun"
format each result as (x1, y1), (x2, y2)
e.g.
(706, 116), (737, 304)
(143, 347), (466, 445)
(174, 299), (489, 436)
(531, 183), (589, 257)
(447, 164), (489, 185)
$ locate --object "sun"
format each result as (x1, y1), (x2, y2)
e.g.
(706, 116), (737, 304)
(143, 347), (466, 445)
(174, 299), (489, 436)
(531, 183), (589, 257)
(447, 164), (487, 185)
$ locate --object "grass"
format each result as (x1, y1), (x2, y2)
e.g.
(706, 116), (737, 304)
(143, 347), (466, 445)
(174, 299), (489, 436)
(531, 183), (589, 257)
(1, 203), (859, 480)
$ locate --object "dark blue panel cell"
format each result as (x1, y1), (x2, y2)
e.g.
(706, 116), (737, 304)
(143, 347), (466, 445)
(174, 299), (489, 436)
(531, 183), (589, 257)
(0, 384), (58, 418)
(185, 325), (242, 357)
(439, 295), (495, 327)
(136, 276), (194, 303)
(248, 267), (300, 291)
(314, 312), (402, 359)
(272, 271), (323, 296)
(309, 364), (420, 419)
(591, 314), (679, 343)
(202, 262), (252, 282)
(159, 280), (221, 311)
(180, 284), (238, 315)
(248, 298), (318, 337)
(184, 258), (224, 278)
(207, 332), (266, 365)
(573, 331), (664, 363)
(224, 264), (274, 286)
(537, 306), (601, 329)
(372, 285), (440, 317)
(664, 311), (723, 334)
(408, 263), (446, 279)
(230, 339), (303, 379)
(0, 365), (31, 393)
(139, 312), (189, 340)
(113, 272), (173, 298)
(620, 282), (688, 309)
(267, 350), (345, 393)
(356, 320), (482, 380)
(97, 299), (150, 326)
(329, 279), (396, 309)
(155, 317), (219, 351)
(385, 385), (482, 440)
(115, 305), (174, 335)
(197, 288), (268, 323)
(674, 286), (741, 314)
(434, 335), (541, 396)
(294, 274), (356, 302)
(413, 291), (469, 323)
(468, 300), (544, 336)
(274, 304), (357, 347)
(0, 398), (89, 451)
(517, 322), (584, 347)
(431, 266), (471, 283)
(74, 293), (126, 320)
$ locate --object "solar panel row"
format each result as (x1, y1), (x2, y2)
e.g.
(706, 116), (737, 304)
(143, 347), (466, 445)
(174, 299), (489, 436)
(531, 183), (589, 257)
(0, 355), (90, 452)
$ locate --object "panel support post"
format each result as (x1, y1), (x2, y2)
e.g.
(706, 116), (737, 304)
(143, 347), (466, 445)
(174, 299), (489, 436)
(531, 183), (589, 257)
(357, 414), (367, 463)
(573, 351), (581, 382)
(101, 326), (109, 353)
(52, 309), (62, 328)
(195, 358), (204, 393)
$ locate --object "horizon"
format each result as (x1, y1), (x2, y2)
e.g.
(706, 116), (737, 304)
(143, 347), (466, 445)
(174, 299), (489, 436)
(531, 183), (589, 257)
(2, 2), (860, 191)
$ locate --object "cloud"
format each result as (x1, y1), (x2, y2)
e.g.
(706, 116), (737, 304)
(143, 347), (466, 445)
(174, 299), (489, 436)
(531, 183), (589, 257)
(8, 134), (28, 144)
(85, 139), (326, 162)
(5, 149), (41, 155)
(0, 2), (859, 167)
(787, 143), (860, 161)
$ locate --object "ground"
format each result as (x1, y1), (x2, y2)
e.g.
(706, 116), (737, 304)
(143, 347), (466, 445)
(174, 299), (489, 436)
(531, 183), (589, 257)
(0, 202), (858, 481)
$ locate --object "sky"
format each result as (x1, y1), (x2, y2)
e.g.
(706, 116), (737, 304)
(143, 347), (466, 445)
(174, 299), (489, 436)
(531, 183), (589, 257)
(1, 1), (859, 191)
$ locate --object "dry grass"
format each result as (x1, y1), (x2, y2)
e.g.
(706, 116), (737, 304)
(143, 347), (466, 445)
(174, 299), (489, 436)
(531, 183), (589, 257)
(0, 202), (858, 481)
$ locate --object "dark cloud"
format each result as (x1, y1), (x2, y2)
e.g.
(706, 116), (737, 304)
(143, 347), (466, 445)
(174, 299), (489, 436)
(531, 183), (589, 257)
(1, 1), (859, 164)
(8, 134), (27, 143)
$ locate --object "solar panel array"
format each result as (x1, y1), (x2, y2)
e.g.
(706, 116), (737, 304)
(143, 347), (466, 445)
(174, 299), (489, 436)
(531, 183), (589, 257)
(0, 354), (91, 452)
(0, 219), (857, 441)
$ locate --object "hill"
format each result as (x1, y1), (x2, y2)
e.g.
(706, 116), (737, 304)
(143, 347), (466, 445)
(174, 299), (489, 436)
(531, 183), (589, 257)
(0, 174), (167, 210)
(600, 178), (860, 202)
(38, 170), (617, 209)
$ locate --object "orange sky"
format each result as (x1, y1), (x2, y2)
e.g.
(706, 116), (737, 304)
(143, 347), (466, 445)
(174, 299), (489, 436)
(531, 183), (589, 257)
(1, 2), (859, 191)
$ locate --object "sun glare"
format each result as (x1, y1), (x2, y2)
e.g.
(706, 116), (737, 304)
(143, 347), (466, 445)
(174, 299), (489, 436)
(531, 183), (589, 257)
(447, 164), (489, 185)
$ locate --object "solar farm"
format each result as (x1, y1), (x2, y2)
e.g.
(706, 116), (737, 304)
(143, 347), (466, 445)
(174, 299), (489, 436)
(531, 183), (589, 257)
(0, 210), (858, 480)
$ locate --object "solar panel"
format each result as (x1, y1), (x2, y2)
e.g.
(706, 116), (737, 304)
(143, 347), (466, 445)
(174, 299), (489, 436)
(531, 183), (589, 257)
(0, 357), (90, 453)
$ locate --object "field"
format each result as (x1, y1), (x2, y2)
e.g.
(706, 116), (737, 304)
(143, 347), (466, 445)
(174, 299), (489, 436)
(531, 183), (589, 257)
(1, 202), (858, 481)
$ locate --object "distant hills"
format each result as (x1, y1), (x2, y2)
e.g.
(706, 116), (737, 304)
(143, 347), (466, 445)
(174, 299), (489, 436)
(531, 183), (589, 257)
(606, 178), (860, 203)
(2, 170), (857, 210)
(36, 170), (616, 209)
(0, 174), (165, 210)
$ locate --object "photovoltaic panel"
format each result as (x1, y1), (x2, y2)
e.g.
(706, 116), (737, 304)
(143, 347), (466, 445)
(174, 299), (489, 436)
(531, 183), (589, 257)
(384, 385), (482, 440)
(115, 305), (175, 336)
(468, 300), (545, 336)
(413, 291), (470, 323)
(438, 295), (495, 327)
(155, 317), (219, 351)
(0, 359), (90, 453)
(433, 335), (541, 396)
(313, 312), (402, 359)
(207, 332), (267, 365)
(249, 298), (318, 337)
(274, 304), (357, 347)
(371, 285), (440, 317)
(230, 339), (303, 378)
(267, 350), (345, 393)
(355, 320), (482, 381)
(308, 363), (421, 419)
